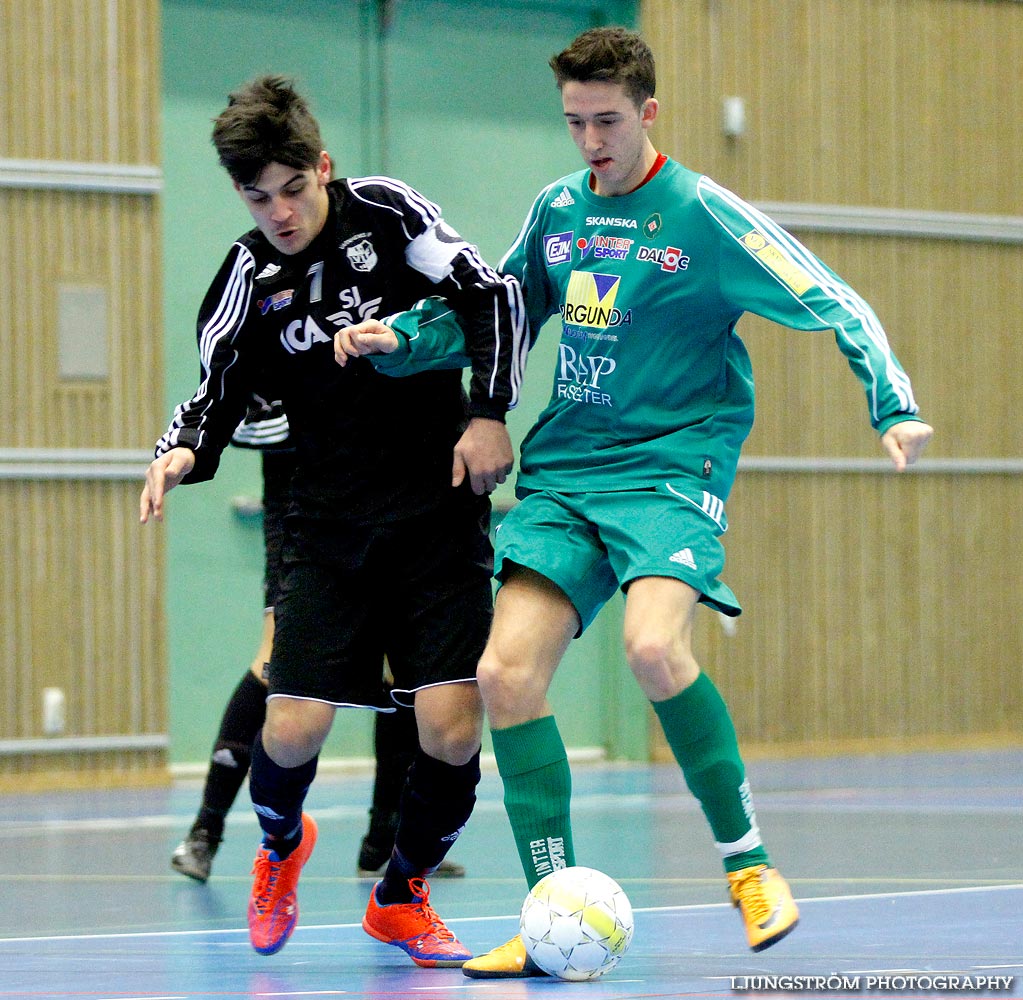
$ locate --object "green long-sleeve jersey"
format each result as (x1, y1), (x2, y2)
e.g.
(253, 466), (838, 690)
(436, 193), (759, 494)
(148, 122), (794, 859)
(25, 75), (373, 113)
(376, 157), (922, 501)
(504, 157), (919, 499)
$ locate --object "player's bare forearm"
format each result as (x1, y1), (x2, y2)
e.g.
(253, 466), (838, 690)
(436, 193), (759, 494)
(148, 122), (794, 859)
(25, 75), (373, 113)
(881, 420), (934, 471)
(452, 417), (514, 495)
(139, 447), (195, 523)
(334, 319), (398, 368)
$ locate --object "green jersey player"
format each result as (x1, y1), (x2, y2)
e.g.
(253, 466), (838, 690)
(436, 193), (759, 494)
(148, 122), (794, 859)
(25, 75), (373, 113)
(336, 26), (933, 977)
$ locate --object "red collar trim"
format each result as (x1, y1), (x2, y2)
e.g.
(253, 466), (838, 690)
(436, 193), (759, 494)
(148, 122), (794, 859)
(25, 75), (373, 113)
(632, 152), (668, 192)
(587, 152), (668, 195)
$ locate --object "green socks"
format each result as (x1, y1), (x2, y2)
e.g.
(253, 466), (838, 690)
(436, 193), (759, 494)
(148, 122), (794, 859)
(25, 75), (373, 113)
(652, 672), (769, 873)
(491, 715), (575, 887)
(492, 679), (767, 883)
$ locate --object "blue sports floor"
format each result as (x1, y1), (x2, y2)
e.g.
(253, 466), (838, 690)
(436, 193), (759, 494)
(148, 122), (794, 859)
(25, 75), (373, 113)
(2, 749), (1021, 999)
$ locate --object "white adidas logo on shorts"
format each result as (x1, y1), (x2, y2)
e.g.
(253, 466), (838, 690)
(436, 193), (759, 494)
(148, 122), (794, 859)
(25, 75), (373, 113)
(669, 548), (697, 570)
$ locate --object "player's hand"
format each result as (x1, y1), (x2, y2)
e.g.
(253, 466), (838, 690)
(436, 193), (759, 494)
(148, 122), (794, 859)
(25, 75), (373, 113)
(881, 420), (934, 471)
(334, 319), (399, 367)
(452, 417), (514, 495)
(140, 447), (195, 523)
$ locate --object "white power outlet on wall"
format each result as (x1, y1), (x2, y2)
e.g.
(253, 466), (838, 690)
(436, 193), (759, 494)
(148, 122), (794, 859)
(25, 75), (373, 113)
(42, 687), (66, 736)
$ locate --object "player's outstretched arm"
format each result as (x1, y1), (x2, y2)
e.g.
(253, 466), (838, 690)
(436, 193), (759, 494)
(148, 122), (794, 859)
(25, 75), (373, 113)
(338, 299), (472, 377)
(334, 320), (398, 368)
(880, 420), (934, 471)
(140, 447), (196, 523)
(452, 417), (514, 496)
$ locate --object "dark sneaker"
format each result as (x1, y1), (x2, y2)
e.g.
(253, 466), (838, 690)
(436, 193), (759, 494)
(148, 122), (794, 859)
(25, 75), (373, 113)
(356, 835), (391, 876)
(170, 826), (221, 883)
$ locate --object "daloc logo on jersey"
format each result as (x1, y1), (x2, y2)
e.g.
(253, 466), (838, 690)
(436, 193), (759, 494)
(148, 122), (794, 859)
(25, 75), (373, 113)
(636, 245), (690, 273)
(544, 231), (573, 266)
(563, 271), (622, 329)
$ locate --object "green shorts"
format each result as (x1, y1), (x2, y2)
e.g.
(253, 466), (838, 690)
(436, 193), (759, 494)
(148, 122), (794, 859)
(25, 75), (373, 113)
(494, 483), (741, 634)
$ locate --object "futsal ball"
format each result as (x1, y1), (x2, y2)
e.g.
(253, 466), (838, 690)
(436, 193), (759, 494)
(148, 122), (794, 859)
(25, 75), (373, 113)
(519, 865), (634, 981)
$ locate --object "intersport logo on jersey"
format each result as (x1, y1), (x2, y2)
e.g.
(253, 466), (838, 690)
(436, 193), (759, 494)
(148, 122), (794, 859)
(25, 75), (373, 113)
(577, 234), (633, 261)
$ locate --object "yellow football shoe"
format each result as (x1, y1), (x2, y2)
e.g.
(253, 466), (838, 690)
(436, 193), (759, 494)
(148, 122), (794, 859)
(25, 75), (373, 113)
(727, 865), (799, 951)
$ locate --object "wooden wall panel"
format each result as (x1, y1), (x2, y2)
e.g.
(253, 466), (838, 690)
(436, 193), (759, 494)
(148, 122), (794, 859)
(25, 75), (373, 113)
(0, 190), (164, 448)
(644, 0), (1023, 213)
(641, 0), (1023, 756)
(0, 0), (165, 788)
(735, 234), (1023, 461)
(1, 0), (160, 164)
(0, 482), (165, 718)
(690, 470), (1023, 750)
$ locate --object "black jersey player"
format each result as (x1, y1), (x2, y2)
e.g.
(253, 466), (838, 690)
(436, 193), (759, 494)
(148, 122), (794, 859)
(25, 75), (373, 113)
(141, 75), (524, 966)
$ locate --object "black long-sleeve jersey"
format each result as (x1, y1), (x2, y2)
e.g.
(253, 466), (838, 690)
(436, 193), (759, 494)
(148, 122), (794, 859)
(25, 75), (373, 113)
(156, 177), (526, 520)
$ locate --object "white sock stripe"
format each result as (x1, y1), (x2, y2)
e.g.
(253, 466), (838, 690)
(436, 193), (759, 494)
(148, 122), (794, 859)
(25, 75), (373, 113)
(715, 824), (763, 857)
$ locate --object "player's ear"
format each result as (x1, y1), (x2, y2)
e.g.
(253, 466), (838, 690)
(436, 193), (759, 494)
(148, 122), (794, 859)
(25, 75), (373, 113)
(316, 151), (332, 184)
(641, 98), (658, 129)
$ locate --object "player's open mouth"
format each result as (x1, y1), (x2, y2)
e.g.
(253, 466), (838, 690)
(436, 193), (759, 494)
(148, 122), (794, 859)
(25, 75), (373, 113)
(590, 158), (612, 170)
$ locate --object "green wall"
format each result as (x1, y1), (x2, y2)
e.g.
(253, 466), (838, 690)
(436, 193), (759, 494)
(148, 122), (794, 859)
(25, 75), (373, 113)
(161, 0), (645, 766)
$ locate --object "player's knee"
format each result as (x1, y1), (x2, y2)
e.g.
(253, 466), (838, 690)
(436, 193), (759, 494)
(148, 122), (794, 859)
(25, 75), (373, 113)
(624, 627), (673, 671)
(414, 682), (484, 764)
(475, 647), (500, 695)
(477, 646), (548, 723)
(262, 703), (330, 766)
(417, 711), (483, 765)
(262, 733), (318, 769)
(624, 629), (698, 699)
(476, 646), (516, 707)
(420, 729), (481, 766)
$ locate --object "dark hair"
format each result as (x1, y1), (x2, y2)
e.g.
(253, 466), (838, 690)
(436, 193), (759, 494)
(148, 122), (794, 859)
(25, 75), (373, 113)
(549, 26), (655, 107)
(211, 75), (323, 185)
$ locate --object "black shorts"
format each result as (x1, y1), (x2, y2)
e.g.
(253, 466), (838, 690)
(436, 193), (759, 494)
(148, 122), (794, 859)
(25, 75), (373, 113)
(268, 494), (494, 708)
(261, 450), (297, 610)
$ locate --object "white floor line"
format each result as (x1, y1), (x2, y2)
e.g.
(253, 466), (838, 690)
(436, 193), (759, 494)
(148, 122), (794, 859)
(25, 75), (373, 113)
(0, 883), (1019, 946)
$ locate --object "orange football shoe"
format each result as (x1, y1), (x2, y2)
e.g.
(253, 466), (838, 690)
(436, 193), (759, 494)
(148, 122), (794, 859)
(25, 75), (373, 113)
(362, 877), (472, 967)
(247, 813), (318, 956)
